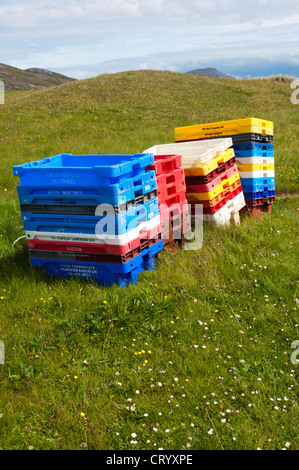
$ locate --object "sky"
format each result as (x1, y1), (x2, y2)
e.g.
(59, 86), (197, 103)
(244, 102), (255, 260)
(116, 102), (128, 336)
(0, 0), (299, 79)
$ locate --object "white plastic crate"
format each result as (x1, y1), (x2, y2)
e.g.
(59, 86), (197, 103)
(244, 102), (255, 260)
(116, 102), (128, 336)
(226, 192), (246, 214)
(235, 156), (275, 165)
(238, 170), (275, 179)
(25, 215), (161, 246)
(143, 138), (233, 168)
(202, 205), (231, 225)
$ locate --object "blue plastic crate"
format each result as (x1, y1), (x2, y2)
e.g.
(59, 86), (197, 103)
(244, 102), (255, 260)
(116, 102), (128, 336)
(243, 190), (276, 199)
(13, 153), (155, 187)
(21, 198), (159, 236)
(29, 240), (164, 288)
(240, 176), (275, 193)
(16, 171), (157, 204)
(19, 190), (158, 216)
(234, 147), (274, 159)
(233, 142), (274, 153)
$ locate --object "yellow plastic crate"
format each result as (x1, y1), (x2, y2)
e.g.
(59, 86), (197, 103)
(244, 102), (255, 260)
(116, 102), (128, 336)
(186, 172), (240, 202)
(183, 149), (234, 177)
(237, 163), (275, 172)
(175, 118), (274, 142)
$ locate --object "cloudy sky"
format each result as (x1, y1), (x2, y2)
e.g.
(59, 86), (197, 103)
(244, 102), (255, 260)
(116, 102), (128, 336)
(1, 0), (299, 79)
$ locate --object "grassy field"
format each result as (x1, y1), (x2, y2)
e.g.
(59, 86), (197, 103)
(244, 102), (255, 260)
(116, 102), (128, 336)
(0, 71), (298, 451)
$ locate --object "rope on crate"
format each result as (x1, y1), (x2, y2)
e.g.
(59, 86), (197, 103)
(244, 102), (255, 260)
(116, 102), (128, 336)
(12, 235), (26, 248)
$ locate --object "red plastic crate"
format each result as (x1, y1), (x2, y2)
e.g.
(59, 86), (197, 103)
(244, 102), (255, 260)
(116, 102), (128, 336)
(159, 200), (189, 223)
(186, 190), (225, 208)
(162, 227), (186, 247)
(226, 183), (243, 201)
(146, 154), (182, 175)
(223, 178), (242, 201)
(245, 196), (275, 207)
(158, 189), (187, 208)
(157, 180), (186, 202)
(29, 235), (162, 264)
(163, 234), (186, 250)
(190, 197), (226, 216)
(156, 167), (185, 187)
(26, 224), (162, 257)
(161, 214), (190, 248)
(161, 210), (191, 235)
(185, 156), (236, 185)
(189, 184), (243, 216)
(241, 203), (272, 218)
(186, 164), (238, 194)
(217, 156), (237, 174)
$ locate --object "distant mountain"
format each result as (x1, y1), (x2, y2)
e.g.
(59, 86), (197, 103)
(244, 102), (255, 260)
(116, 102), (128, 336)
(0, 63), (76, 90)
(187, 67), (234, 79)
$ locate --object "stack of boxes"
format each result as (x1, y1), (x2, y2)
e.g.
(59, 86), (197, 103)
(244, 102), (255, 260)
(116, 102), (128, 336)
(145, 139), (245, 226)
(234, 141), (275, 217)
(175, 118), (275, 217)
(12, 118), (275, 288)
(13, 153), (164, 288)
(145, 154), (191, 249)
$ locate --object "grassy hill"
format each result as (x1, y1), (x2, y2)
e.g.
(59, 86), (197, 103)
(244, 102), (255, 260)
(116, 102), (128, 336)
(0, 71), (298, 451)
(0, 63), (75, 90)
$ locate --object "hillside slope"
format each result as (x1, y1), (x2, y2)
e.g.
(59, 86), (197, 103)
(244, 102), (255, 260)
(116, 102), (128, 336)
(1, 70), (298, 193)
(0, 63), (75, 90)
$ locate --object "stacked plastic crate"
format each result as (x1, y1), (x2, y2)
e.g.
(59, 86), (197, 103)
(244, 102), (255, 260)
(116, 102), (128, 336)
(145, 154), (190, 249)
(234, 141), (275, 217)
(13, 153), (164, 288)
(174, 118), (275, 217)
(145, 139), (245, 226)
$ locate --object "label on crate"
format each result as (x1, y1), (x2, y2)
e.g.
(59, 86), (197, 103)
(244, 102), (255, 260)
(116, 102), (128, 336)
(60, 264), (98, 276)
(47, 189), (85, 196)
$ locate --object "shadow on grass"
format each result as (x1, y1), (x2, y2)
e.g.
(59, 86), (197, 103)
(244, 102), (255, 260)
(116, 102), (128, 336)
(0, 244), (122, 291)
(0, 244), (60, 287)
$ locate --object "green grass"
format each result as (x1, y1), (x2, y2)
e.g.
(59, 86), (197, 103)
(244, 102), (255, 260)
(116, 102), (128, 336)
(0, 71), (298, 450)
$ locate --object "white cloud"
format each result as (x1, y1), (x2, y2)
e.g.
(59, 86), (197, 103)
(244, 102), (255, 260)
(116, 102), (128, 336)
(0, 0), (298, 77)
